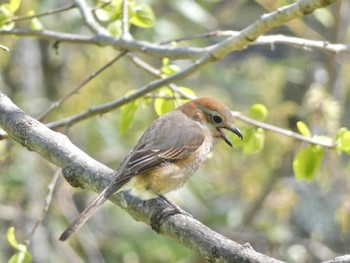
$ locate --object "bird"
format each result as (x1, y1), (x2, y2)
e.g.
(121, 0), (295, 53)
(59, 97), (243, 241)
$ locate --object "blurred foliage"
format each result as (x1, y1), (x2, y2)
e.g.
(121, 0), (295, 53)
(1, 0), (350, 263)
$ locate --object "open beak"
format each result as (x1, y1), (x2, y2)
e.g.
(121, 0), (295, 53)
(217, 125), (243, 147)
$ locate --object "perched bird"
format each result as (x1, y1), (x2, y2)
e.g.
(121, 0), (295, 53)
(59, 97), (242, 241)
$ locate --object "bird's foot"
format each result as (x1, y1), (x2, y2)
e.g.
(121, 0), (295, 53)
(158, 194), (192, 217)
(150, 195), (192, 233)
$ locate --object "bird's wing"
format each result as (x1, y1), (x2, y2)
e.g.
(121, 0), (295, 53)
(59, 111), (206, 241)
(115, 110), (205, 181)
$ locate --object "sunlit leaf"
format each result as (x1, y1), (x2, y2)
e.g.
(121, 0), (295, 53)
(160, 64), (180, 76)
(95, 0), (122, 22)
(312, 135), (333, 145)
(336, 127), (348, 140)
(162, 57), (169, 66)
(7, 227), (18, 249)
(296, 121), (311, 138)
(248, 104), (268, 121)
(0, 5), (12, 25)
(7, 0), (21, 12)
(243, 128), (265, 155)
(95, 8), (115, 22)
(130, 4), (155, 28)
(9, 254), (19, 263)
(336, 130), (350, 155)
(154, 98), (173, 116)
(30, 17), (44, 30)
(313, 8), (334, 27)
(120, 98), (140, 133)
(108, 20), (122, 36)
(177, 86), (195, 102)
(293, 145), (324, 181)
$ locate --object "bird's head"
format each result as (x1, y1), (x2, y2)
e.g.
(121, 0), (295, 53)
(180, 97), (243, 147)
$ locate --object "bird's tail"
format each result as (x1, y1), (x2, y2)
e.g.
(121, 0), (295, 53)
(59, 182), (122, 241)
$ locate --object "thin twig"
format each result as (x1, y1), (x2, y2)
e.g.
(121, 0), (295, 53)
(74, 0), (108, 35)
(0, 45), (9, 51)
(46, 56), (209, 129)
(126, 53), (196, 102)
(232, 112), (336, 148)
(92, 0), (112, 11)
(4, 3), (76, 25)
(0, 28), (206, 59)
(121, 0), (130, 39)
(37, 51), (127, 121)
(160, 30), (350, 54)
(25, 168), (61, 245)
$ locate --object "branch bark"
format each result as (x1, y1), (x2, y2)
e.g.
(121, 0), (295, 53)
(2, 92), (349, 262)
(0, 91), (285, 262)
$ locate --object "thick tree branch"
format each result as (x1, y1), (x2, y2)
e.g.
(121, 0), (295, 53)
(0, 91), (286, 262)
(208, 0), (338, 59)
(0, 0), (343, 61)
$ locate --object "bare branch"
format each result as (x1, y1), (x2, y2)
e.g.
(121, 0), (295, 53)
(121, 0), (130, 39)
(46, 59), (206, 129)
(0, 91), (285, 263)
(322, 255), (350, 263)
(208, 0), (338, 59)
(0, 28), (205, 59)
(74, 0), (108, 35)
(0, 44), (9, 51)
(232, 112), (336, 148)
(162, 30), (350, 54)
(0, 0), (341, 62)
(26, 168), (61, 245)
(38, 51), (127, 121)
(3, 3), (76, 25)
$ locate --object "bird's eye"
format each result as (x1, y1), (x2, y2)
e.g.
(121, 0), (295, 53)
(211, 115), (223, 124)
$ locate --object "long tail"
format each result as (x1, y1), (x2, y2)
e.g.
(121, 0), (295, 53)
(59, 182), (123, 241)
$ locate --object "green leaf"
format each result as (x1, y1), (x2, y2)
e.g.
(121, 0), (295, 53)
(243, 128), (265, 155)
(0, 5), (13, 25)
(177, 86), (196, 102)
(313, 8), (334, 27)
(248, 104), (268, 121)
(30, 17), (44, 30)
(336, 130), (350, 155)
(95, 0), (123, 22)
(130, 4), (155, 28)
(9, 254), (19, 263)
(95, 8), (115, 22)
(160, 64), (180, 77)
(296, 121), (311, 138)
(107, 20), (122, 36)
(312, 135), (333, 145)
(9, 251), (32, 263)
(7, 0), (21, 12)
(293, 145), (324, 181)
(120, 98), (140, 133)
(7, 227), (32, 263)
(19, 250), (32, 263)
(7, 227), (18, 249)
(162, 57), (169, 66)
(154, 96), (175, 116)
(336, 127), (348, 140)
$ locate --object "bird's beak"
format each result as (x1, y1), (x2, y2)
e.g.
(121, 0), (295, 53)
(217, 125), (243, 147)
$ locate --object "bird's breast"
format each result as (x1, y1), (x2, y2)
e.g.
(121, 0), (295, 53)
(126, 129), (214, 199)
